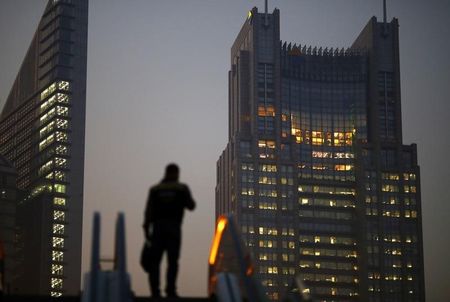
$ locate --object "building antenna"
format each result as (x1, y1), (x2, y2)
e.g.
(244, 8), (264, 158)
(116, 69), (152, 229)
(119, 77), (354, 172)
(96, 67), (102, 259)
(383, 0), (388, 36)
(264, 0), (269, 27)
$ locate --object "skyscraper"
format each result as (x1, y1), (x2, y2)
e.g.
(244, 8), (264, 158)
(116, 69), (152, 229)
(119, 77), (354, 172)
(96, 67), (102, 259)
(216, 6), (425, 302)
(0, 155), (17, 294)
(0, 0), (88, 296)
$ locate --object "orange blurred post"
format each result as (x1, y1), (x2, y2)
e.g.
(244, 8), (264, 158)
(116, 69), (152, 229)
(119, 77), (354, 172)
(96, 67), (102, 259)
(208, 216), (227, 265)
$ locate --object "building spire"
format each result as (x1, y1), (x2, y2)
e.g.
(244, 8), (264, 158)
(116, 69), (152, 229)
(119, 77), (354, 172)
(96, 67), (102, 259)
(264, 0), (269, 26)
(383, 0), (388, 36)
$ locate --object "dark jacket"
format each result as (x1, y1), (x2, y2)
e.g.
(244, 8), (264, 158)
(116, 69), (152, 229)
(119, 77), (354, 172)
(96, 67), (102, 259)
(143, 180), (196, 234)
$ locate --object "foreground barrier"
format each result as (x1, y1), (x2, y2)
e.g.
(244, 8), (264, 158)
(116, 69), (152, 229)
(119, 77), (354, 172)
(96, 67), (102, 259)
(81, 213), (132, 302)
(208, 215), (313, 302)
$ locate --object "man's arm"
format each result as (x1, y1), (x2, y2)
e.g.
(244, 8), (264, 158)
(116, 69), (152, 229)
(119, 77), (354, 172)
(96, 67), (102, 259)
(184, 185), (196, 211)
(143, 189), (153, 238)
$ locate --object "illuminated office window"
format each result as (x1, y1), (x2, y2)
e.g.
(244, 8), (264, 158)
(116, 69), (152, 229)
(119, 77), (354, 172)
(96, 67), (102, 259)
(54, 171), (67, 181)
(39, 134), (55, 151)
(52, 250), (64, 262)
(259, 176), (277, 184)
(55, 157), (67, 168)
(259, 227), (278, 235)
(260, 164), (277, 172)
(51, 277), (63, 289)
(56, 93), (69, 104)
(40, 97), (55, 113)
(54, 184), (66, 193)
(41, 83), (57, 100)
(291, 126), (302, 143)
(58, 81), (70, 91)
(312, 131), (324, 145)
(39, 121), (55, 138)
(258, 104), (275, 117)
(50, 291), (62, 297)
(299, 260), (312, 268)
(259, 240), (276, 248)
(51, 264), (64, 275)
(268, 266), (278, 274)
(54, 197), (66, 206)
(52, 237), (64, 248)
(258, 140), (276, 159)
(54, 210), (65, 222)
(241, 163), (254, 171)
(312, 151), (332, 158)
(56, 118), (69, 129)
(300, 198), (310, 205)
(56, 106), (69, 117)
(55, 145), (68, 155)
(335, 164), (353, 171)
(334, 132), (345, 146)
(259, 202), (277, 210)
(55, 131), (68, 142)
(40, 108), (56, 124)
(53, 224), (65, 235)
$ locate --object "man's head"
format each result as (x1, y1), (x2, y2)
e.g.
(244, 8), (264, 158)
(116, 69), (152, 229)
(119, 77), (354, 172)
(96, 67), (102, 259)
(164, 163), (179, 181)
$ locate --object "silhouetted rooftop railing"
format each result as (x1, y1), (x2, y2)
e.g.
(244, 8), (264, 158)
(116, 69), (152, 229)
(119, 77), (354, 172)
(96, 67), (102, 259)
(281, 41), (368, 57)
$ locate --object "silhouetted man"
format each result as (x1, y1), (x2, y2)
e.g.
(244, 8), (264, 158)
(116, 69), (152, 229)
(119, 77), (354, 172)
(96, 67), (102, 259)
(143, 163), (196, 298)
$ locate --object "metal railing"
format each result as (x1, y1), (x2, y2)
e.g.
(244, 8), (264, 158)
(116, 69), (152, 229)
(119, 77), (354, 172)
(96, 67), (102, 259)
(208, 215), (313, 302)
(82, 212), (132, 302)
(208, 215), (268, 302)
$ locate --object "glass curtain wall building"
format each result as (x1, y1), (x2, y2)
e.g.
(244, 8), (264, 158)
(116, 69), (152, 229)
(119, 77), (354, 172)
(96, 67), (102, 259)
(216, 7), (425, 302)
(0, 0), (88, 296)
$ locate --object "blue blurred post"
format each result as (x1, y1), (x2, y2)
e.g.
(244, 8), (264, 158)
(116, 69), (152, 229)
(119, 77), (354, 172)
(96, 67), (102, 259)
(89, 212), (101, 301)
(82, 212), (101, 302)
(114, 212), (130, 302)
(82, 212), (132, 302)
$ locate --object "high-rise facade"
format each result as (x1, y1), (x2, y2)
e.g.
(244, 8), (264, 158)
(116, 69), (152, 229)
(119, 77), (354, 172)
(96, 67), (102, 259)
(0, 155), (17, 294)
(216, 7), (425, 302)
(0, 0), (88, 296)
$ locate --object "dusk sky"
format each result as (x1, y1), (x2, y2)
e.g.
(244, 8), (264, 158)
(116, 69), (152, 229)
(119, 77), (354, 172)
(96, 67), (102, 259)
(1, 0), (449, 300)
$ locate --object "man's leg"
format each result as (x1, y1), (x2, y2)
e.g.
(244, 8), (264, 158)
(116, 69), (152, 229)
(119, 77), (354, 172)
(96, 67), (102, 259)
(148, 237), (164, 297)
(165, 227), (181, 297)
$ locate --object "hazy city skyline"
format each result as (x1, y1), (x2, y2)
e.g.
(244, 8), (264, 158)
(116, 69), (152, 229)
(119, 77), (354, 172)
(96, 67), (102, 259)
(0, 0), (449, 300)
